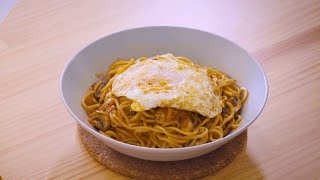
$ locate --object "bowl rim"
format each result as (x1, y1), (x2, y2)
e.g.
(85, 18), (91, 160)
(60, 26), (268, 152)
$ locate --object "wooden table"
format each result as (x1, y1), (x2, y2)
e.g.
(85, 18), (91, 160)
(1, 0), (320, 179)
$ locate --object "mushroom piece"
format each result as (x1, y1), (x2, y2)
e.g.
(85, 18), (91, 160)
(229, 96), (242, 112)
(94, 114), (111, 131)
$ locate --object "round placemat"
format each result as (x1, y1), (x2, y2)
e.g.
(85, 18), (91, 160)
(78, 125), (247, 180)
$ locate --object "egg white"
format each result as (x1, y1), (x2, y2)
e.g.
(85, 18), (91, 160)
(112, 54), (222, 118)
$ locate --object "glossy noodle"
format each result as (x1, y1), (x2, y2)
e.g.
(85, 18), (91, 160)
(81, 54), (248, 148)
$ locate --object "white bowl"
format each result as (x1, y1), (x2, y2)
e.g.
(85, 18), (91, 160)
(60, 26), (268, 161)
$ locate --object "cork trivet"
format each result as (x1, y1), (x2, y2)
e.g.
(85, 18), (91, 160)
(78, 125), (247, 180)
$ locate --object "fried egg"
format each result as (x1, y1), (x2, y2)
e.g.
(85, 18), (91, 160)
(111, 54), (222, 118)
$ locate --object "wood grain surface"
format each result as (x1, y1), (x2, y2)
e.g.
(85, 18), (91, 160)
(1, 0), (320, 179)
